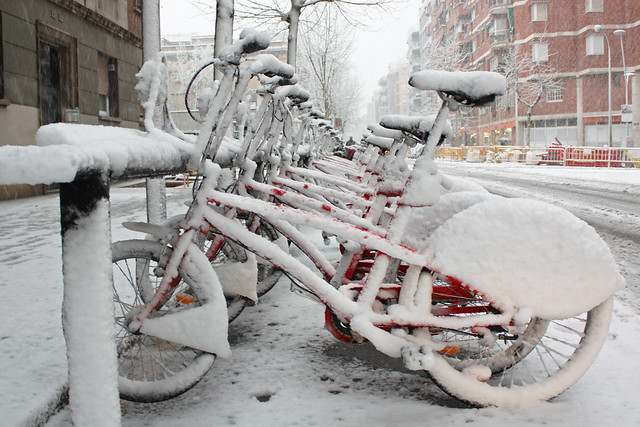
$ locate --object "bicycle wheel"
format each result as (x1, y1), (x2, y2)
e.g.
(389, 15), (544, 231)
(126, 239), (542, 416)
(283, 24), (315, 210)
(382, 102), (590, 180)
(112, 239), (215, 402)
(429, 275), (549, 374)
(427, 296), (613, 406)
(254, 219), (284, 296)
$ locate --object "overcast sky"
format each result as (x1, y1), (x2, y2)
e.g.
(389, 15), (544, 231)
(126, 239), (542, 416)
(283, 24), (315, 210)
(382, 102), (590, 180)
(159, 0), (421, 102)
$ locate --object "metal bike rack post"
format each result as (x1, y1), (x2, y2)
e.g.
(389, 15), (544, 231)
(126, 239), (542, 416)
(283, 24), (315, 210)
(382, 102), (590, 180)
(59, 169), (121, 426)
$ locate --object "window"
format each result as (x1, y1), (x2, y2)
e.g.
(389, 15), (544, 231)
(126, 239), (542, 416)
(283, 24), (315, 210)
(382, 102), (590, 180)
(37, 22), (78, 125)
(530, 2), (548, 22)
(586, 33), (604, 55)
(438, 10), (449, 26)
(585, 0), (603, 12)
(97, 53), (118, 117)
(546, 88), (563, 102)
(532, 42), (549, 62)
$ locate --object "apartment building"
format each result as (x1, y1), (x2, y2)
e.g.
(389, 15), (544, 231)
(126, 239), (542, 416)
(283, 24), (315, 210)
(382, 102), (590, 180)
(0, 0), (144, 199)
(421, 0), (640, 147)
(162, 35), (289, 132)
(369, 61), (412, 122)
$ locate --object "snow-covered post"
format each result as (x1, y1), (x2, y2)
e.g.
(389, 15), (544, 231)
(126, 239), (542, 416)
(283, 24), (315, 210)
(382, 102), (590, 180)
(287, 3), (301, 68)
(143, 0), (167, 224)
(214, 0), (234, 81)
(60, 171), (121, 426)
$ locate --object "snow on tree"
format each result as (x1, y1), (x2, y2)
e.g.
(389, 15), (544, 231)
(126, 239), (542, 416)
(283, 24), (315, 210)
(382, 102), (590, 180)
(296, 8), (361, 131)
(502, 37), (563, 147)
(222, 0), (392, 69)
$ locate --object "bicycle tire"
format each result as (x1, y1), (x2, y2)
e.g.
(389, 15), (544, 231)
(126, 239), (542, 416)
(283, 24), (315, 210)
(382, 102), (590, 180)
(112, 239), (215, 402)
(429, 275), (549, 374)
(255, 219), (284, 296)
(427, 296), (613, 406)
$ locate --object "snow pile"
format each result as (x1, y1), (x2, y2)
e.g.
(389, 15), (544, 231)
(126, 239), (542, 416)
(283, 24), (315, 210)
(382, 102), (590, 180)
(35, 124), (195, 179)
(0, 120), (195, 185)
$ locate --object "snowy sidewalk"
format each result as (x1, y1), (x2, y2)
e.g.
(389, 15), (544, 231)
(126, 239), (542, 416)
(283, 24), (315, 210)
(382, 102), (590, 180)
(2, 182), (640, 426)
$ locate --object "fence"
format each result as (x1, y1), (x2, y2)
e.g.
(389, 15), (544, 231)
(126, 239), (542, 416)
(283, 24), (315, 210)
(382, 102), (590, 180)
(436, 145), (640, 168)
(0, 123), (192, 426)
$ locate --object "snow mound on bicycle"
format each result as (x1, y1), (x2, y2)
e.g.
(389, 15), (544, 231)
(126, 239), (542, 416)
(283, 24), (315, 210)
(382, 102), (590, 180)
(422, 197), (625, 319)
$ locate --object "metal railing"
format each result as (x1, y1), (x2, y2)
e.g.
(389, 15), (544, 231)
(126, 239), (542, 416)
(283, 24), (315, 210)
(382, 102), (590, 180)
(0, 124), (191, 426)
(436, 145), (640, 168)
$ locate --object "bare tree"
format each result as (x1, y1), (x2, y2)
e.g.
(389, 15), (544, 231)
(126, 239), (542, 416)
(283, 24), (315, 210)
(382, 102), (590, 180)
(296, 10), (361, 129)
(420, 35), (472, 144)
(423, 34), (467, 72)
(503, 39), (562, 146)
(227, 0), (392, 68)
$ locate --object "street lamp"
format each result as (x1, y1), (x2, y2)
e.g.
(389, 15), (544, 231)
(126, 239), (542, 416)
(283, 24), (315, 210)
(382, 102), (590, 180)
(614, 29), (635, 145)
(594, 25), (612, 147)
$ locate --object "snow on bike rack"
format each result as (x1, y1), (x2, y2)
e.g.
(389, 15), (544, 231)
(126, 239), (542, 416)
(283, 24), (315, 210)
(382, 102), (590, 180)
(0, 124), (194, 426)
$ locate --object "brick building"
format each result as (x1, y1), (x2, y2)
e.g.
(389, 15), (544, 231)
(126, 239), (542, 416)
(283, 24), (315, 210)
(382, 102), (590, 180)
(0, 0), (144, 199)
(420, 0), (640, 147)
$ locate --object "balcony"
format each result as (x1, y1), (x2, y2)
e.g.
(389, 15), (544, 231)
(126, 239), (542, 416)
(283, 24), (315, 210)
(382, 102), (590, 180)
(457, 12), (472, 23)
(489, 29), (509, 47)
(490, 0), (509, 14)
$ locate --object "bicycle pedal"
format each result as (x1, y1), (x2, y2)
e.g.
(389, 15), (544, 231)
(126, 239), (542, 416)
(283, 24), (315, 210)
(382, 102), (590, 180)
(401, 345), (435, 371)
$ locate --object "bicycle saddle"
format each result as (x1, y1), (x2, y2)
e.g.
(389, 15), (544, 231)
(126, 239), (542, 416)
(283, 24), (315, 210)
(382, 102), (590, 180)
(379, 115), (452, 144)
(367, 123), (403, 140)
(251, 54), (296, 79)
(408, 70), (506, 107)
(219, 29), (271, 64)
(276, 85), (311, 103)
(364, 134), (394, 150)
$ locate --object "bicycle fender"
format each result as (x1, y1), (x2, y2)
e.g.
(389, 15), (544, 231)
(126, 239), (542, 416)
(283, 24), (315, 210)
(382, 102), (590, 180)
(137, 243), (231, 357)
(424, 198), (625, 319)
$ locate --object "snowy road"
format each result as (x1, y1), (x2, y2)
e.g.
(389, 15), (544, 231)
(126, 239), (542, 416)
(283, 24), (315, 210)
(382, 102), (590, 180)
(2, 165), (640, 426)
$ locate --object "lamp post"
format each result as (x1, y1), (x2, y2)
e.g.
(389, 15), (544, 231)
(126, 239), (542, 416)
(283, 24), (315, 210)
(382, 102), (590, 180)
(594, 25), (612, 147)
(614, 29), (634, 146)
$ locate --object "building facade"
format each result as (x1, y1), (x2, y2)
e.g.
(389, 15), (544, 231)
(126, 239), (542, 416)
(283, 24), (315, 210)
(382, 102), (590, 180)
(421, 0), (640, 147)
(369, 61), (412, 122)
(162, 34), (289, 133)
(0, 0), (144, 198)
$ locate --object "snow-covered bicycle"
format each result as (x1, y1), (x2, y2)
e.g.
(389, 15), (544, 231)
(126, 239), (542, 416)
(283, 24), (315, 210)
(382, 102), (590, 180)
(111, 33), (624, 405)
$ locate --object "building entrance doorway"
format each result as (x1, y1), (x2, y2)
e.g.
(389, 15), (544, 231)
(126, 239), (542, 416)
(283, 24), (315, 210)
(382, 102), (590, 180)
(39, 41), (62, 125)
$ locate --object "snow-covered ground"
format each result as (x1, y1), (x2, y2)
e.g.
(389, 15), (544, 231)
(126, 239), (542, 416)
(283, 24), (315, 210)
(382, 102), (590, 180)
(1, 164), (639, 426)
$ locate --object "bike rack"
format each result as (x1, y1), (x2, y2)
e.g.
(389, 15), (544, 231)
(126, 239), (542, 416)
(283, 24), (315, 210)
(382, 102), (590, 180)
(0, 125), (191, 426)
